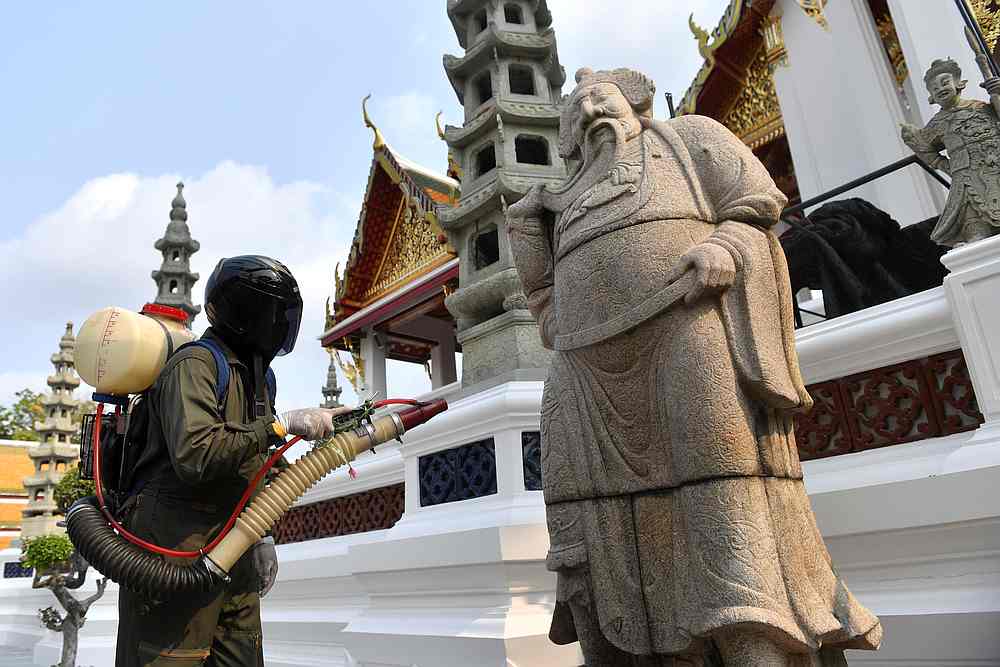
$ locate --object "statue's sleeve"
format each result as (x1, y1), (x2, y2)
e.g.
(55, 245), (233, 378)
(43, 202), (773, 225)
(902, 122), (949, 173)
(670, 114), (788, 226)
(507, 212), (557, 349)
(663, 116), (810, 411)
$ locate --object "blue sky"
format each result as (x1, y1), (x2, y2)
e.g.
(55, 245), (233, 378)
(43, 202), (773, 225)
(1, 0), (730, 416)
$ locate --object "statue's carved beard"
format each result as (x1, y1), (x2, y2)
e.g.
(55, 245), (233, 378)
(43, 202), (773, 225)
(579, 117), (629, 174)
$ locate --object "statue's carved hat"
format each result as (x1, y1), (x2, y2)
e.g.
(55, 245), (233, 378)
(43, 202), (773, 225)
(559, 67), (657, 159)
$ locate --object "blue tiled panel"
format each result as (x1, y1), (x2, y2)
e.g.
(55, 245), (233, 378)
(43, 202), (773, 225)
(522, 431), (542, 491)
(418, 438), (497, 506)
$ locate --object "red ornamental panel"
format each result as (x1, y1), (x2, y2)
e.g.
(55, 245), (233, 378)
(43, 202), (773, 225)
(272, 484), (405, 545)
(794, 349), (984, 461)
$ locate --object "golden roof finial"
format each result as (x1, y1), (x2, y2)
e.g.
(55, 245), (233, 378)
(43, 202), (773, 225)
(435, 111), (447, 141)
(362, 94), (386, 151)
(689, 14), (717, 65)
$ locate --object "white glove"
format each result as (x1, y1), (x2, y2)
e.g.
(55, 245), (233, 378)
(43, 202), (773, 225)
(251, 536), (278, 597)
(279, 406), (353, 441)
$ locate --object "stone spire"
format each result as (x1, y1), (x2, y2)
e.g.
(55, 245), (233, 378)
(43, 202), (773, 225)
(321, 353), (343, 408)
(22, 323), (81, 538)
(438, 0), (566, 389)
(152, 182), (202, 324)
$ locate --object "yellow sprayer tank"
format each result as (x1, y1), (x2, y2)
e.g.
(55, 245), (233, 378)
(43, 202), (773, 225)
(76, 304), (196, 395)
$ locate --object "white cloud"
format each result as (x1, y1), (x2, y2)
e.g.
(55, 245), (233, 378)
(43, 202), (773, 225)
(548, 0), (732, 115)
(384, 92), (438, 135)
(3, 161), (439, 415)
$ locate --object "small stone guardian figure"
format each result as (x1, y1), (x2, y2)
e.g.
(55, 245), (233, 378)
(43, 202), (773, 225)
(902, 58), (1000, 246)
(507, 67), (882, 666)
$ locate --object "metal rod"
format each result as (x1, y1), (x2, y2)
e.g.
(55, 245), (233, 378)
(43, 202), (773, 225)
(955, 0), (999, 76)
(782, 155), (949, 219)
(797, 306), (827, 319)
(665, 92), (676, 118)
(913, 156), (952, 188)
(784, 156), (919, 217)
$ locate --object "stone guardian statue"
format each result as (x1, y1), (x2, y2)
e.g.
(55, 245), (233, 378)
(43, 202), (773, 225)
(902, 58), (1000, 246)
(506, 67), (882, 666)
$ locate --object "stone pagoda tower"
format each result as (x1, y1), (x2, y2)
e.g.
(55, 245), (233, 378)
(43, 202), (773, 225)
(321, 352), (343, 408)
(22, 323), (81, 538)
(439, 0), (567, 390)
(152, 182), (201, 324)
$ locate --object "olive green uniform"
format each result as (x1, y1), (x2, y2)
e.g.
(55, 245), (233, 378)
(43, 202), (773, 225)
(116, 330), (278, 666)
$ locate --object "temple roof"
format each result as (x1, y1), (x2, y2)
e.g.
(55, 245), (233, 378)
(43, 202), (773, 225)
(323, 98), (458, 341)
(679, 0), (777, 118)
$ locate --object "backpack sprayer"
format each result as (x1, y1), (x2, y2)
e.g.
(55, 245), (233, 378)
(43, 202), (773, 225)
(65, 304), (447, 597)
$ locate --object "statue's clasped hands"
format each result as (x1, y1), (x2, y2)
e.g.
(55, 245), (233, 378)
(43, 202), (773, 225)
(667, 243), (737, 305)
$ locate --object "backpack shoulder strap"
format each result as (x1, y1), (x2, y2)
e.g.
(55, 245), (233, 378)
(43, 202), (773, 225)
(175, 339), (230, 407)
(265, 367), (277, 410)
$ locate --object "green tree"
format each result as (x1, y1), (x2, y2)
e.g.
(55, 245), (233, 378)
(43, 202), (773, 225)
(70, 399), (96, 445)
(53, 466), (95, 515)
(0, 389), (44, 440)
(0, 388), (95, 443)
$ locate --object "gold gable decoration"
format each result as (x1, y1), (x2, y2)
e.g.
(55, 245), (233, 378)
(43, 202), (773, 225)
(875, 13), (908, 87)
(362, 198), (449, 303)
(722, 47), (785, 150)
(969, 0), (1000, 51)
(332, 341), (365, 394)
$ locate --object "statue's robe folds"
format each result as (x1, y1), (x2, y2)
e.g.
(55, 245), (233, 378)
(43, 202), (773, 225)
(904, 99), (1000, 245)
(509, 115), (882, 658)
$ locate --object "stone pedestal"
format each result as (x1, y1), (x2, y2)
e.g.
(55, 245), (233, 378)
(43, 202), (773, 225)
(455, 310), (550, 390)
(942, 235), (1000, 424)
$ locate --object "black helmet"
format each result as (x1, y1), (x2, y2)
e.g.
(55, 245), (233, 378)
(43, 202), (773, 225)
(205, 256), (303, 358)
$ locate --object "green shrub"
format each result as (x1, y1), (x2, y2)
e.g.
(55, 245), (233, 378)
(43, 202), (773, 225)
(53, 466), (95, 515)
(22, 534), (74, 572)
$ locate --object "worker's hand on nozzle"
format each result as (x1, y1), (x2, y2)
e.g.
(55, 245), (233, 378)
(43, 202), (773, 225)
(279, 406), (354, 441)
(251, 536), (278, 597)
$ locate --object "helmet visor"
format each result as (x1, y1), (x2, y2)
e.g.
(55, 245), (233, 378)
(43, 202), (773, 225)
(275, 302), (302, 357)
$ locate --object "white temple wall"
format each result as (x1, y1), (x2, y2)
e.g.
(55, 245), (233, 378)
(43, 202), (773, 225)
(887, 0), (990, 126)
(771, 0), (943, 225)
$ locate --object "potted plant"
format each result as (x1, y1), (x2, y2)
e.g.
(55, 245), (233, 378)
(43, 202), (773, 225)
(21, 466), (107, 667)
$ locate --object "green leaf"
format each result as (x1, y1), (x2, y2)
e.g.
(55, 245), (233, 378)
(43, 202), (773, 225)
(21, 534), (74, 572)
(53, 466), (96, 515)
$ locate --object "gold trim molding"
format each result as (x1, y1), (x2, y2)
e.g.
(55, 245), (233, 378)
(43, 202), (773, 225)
(763, 15), (788, 71)
(722, 47), (786, 150)
(797, 0), (829, 30)
(969, 0), (1000, 51)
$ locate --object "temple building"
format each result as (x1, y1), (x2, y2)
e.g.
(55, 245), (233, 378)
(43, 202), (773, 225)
(21, 324), (80, 539)
(4, 2), (1000, 665)
(681, 0), (1000, 229)
(152, 182), (201, 325)
(0, 441), (35, 550)
(320, 352), (344, 409)
(321, 98), (460, 398)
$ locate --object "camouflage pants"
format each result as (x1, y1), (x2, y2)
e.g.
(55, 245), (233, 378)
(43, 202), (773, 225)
(114, 491), (264, 666)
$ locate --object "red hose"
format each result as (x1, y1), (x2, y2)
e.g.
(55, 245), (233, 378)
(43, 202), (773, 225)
(92, 399), (417, 558)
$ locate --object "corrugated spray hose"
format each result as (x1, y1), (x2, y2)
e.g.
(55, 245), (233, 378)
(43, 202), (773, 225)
(66, 400), (447, 597)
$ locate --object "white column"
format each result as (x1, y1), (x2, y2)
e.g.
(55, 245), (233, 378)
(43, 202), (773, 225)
(888, 0), (989, 126)
(431, 335), (457, 389)
(942, 235), (1000, 426)
(359, 328), (387, 400)
(771, 0), (941, 225)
